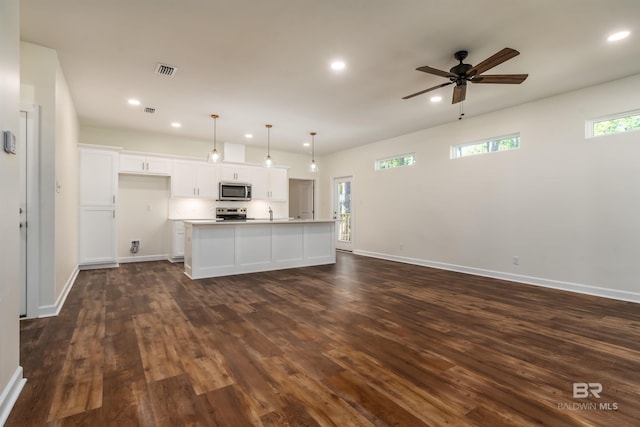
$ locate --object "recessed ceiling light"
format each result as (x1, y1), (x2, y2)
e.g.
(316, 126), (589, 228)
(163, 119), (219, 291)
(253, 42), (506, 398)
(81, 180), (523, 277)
(128, 99), (141, 105)
(430, 96), (443, 103)
(330, 61), (346, 71)
(303, 142), (311, 147)
(608, 30), (630, 42)
(245, 133), (253, 139)
(171, 122), (181, 128)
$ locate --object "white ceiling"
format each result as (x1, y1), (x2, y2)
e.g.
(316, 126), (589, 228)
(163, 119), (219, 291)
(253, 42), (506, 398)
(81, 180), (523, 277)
(19, 0), (640, 155)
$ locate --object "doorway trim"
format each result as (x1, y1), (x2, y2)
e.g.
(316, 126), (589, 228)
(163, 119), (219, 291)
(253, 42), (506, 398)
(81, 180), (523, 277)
(20, 104), (41, 319)
(288, 178), (315, 220)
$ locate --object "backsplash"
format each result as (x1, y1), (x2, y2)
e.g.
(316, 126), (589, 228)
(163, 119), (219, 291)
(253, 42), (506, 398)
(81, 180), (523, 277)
(168, 198), (288, 220)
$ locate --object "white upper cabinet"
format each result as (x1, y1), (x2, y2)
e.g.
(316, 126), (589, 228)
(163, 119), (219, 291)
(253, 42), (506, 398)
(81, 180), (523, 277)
(196, 163), (219, 198)
(220, 164), (251, 182)
(80, 148), (118, 206)
(268, 167), (288, 200)
(120, 153), (171, 175)
(250, 167), (288, 201)
(171, 160), (219, 198)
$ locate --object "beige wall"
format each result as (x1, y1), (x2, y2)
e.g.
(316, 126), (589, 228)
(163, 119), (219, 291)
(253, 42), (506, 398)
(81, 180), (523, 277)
(117, 175), (170, 260)
(319, 73), (640, 301)
(54, 62), (79, 300)
(0, 0), (24, 421)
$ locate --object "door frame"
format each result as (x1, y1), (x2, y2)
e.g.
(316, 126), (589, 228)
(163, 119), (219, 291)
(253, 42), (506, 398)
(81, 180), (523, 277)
(288, 178), (315, 220)
(20, 104), (41, 319)
(331, 174), (354, 252)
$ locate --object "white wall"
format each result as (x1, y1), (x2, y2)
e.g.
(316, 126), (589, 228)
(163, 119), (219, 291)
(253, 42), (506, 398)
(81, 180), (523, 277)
(0, 0), (25, 422)
(20, 42), (57, 308)
(319, 73), (640, 302)
(118, 175), (170, 260)
(80, 125), (320, 179)
(20, 42), (79, 314)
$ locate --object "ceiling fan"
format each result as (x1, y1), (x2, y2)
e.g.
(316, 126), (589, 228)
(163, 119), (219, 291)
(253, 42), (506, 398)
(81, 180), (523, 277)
(403, 48), (528, 104)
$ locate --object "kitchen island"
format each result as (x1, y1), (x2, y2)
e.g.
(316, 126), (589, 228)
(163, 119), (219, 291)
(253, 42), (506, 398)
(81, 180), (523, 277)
(183, 219), (336, 279)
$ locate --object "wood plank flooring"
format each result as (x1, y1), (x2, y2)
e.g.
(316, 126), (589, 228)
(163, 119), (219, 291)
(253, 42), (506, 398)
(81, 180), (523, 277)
(7, 252), (640, 426)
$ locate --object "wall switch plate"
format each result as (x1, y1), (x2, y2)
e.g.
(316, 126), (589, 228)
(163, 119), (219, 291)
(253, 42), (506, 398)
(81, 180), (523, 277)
(3, 131), (16, 154)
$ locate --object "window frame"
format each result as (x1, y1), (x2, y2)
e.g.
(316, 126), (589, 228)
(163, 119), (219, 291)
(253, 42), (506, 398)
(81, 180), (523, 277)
(450, 132), (521, 159)
(374, 153), (416, 171)
(586, 109), (640, 138)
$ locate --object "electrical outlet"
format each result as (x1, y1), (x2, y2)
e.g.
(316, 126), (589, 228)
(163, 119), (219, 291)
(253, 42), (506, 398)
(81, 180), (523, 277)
(512, 256), (519, 265)
(130, 240), (140, 254)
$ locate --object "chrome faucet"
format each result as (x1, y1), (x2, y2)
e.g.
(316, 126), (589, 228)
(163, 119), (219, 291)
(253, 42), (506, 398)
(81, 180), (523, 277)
(268, 206), (273, 221)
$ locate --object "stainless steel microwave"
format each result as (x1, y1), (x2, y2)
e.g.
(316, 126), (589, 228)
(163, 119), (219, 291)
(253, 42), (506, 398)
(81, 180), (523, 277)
(219, 182), (252, 201)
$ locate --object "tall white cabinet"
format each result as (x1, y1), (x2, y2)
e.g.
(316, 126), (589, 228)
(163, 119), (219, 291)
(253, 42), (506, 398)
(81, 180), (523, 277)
(79, 146), (119, 268)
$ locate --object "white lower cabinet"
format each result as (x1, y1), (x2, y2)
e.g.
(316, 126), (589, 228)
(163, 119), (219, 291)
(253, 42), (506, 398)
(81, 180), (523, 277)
(169, 221), (185, 260)
(79, 207), (117, 265)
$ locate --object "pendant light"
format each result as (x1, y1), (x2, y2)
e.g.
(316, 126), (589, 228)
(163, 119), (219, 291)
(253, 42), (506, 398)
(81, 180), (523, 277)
(264, 124), (273, 167)
(207, 114), (220, 163)
(309, 132), (318, 173)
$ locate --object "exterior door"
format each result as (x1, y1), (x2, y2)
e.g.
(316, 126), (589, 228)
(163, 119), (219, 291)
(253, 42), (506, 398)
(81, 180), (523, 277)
(333, 176), (353, 251)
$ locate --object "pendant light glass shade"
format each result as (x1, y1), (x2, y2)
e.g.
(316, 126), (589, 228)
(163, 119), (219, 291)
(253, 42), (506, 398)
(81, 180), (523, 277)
(309, 132), (318, 173)
(264, 124), (273, 167)
(207, 114), (220, 163)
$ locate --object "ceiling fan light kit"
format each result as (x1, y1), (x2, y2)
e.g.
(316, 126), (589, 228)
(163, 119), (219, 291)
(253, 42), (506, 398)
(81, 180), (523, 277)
(403, 47), (528, 104)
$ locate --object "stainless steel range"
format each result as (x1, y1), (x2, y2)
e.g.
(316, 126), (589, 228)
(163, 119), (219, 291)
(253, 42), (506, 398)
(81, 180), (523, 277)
(216, 207), (247, 221)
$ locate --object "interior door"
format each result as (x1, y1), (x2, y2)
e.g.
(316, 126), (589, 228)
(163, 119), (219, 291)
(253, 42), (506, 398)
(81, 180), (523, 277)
(289, 179), (314, 219)
(333, 176), (353, 251)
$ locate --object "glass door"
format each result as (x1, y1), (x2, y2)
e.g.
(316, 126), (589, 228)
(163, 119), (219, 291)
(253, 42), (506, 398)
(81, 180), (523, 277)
(333, 176), (353, 251)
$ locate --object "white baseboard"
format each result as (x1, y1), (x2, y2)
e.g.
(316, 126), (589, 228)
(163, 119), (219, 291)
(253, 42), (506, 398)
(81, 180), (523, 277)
(37, 265), (79, 318)
(0, 366), (26, 426)
(119, 254), (168, 264)
(354, 250), (640, 304)
(79, 262), (119, 270)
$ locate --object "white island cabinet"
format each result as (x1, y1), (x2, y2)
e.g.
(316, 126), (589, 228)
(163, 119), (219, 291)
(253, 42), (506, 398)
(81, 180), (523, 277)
(183, 220), (336, 279)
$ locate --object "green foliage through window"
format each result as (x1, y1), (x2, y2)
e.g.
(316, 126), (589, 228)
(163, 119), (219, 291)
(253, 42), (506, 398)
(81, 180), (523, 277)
(591, 112), (640, 137)
(451, 134), (520, 159)
(375, 154), (415, 170)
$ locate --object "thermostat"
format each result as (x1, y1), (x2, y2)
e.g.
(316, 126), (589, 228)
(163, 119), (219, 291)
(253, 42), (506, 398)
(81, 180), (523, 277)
(3, 131), (16, 154)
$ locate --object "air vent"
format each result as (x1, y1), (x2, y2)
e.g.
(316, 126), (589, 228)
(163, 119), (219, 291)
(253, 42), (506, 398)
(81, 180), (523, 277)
(155, 63), (177, 77)
(143, 107), (156, 114)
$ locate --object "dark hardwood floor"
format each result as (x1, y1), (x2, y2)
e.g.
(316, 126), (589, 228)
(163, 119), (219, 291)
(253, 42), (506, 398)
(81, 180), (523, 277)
(7, 252), (640, 426)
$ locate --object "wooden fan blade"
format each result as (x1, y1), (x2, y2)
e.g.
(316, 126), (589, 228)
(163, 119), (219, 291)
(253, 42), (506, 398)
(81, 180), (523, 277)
(466, 48), (520, 76)
(416, 65), (455, 78)
(452, 85), (466, 104)
(402, 82), (453, 100)
(471, 74), (528, 84)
